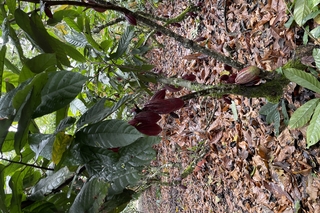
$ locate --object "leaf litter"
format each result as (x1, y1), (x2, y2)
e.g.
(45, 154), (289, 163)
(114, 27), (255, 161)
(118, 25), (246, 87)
(141, 0), (320, 212)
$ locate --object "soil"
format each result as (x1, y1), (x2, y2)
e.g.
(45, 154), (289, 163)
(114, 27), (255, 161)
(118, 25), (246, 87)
(139, 0), (320, 212)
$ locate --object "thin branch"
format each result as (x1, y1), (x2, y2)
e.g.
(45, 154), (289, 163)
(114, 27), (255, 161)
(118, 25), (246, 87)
(0, 157), (54, 170)
(92, 17), (125, 33)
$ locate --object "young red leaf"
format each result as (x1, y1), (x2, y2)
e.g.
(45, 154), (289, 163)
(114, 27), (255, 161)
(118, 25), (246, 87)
(182, 74), (196, 81)
(135, 122), (162, 136)
(144, 98), (184, 114)
(150, 89), (166, 101)
(125, 13), (137, 25)
(134, 111), (161, 123)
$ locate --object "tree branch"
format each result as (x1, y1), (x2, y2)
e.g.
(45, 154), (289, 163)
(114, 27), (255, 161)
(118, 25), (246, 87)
(0, 157), (54, 170)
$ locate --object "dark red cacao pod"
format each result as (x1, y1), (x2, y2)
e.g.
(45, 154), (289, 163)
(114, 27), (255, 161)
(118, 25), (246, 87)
(144, 98), (184, 114)
(135, 122), (162, 136)
(150, 89), (166, 101)
(235, 66), (260, 85)
(125, 13), (137, 25)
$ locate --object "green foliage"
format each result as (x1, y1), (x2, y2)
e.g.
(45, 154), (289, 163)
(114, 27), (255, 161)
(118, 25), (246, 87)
(0, 1), (162, 211)
(259, 99), (289, 136)
(284, 68), (320, 148)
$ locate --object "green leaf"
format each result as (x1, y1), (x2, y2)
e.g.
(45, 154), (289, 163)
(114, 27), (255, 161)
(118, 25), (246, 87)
(59, 42), (86, 62)
(29, 167), (73, 201)
(33, 71), (87, 118)
(283, 68), (320, 93)
(84, 33), (103, 51)
(307, 102), (320, 148)
(65, 31), (87, 47)
(4, 58), (20, 74)
(0, 165), (9, 212)
(9, 167), (31, 213)
(52, 132), (73, 165)
(313, 48), (320, 69)
(77, 95), (134, 129)
(24, 53), (57, 74)
(289, 98), (320, 128)
(76, 119), (143, 148)
(29, 134), (55, 160)
(310, 26), (320, 38)
(64, 17), (82, 32)
(294, 0), (313, 26)
(273, 110), (281, 136)
(55, 117), (76, 133)
(281, 99), (289, 126)
(69, 177), (109, 213)
(0, 45), (6, 96)
(110, 25), (135, 59)
(6, 0), (16, 15)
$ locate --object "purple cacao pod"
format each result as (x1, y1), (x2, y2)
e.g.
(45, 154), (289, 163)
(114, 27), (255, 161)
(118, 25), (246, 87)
(235, 66), (260, 85)
(144, 98), (184, 114)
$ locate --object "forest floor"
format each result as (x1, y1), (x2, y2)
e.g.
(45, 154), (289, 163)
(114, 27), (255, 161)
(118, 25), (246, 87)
(140, 0), (320, 212)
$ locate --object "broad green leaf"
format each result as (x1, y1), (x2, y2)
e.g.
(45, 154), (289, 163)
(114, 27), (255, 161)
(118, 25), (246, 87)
(24, 53), (57, 74)
(65, 31), (87, 47)
(55, 117), (76, 133)
(13, 73), (48, 154)
(19, 201), (57, 213)
(273, 110), (281, 136)
(59, 42), (86, 62)
(100, 189), (134, 212)
(33, 71), (87, 118)
(1, 19), (9, 45)
(310, 26), (320, 38)
(259, 102), (278, 115)
(46, 192), (76, 212)
(0, 45), (6, 96)
(9, 167), (30, 213)
(69, 177), (109, 213)
(313, 48), (320, 69)
(110, 25), (135, 59)
(80, 145), (119, 175)
(76, 119), (143, 148)
(0, 165), (8, 212)
(84, 33), (103, 51)
(283, 68), (320, 93)
(281, 99), (289, 126)
(64, 17), (82, 32)
(77, 95), (134, 129)
(307, 103), (320, 148)
(119, 136), (160, 167)
(4, 58), (20, 74)
(29, 167), (73, 201)
(2, 132), (14, 152)
(294, 0), (313, 26)
(6, 0), (16, 15)
(52, 132), (73, 165)
(29, 134), (55, 160)
(289, 98), (320, 128)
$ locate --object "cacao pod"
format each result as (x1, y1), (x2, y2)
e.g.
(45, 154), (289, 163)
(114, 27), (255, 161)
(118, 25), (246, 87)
(235, 66), (260, 85)
(144, 98), (184, 114)
(135, 122), (162, 136)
